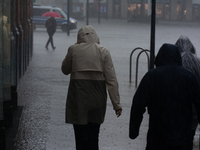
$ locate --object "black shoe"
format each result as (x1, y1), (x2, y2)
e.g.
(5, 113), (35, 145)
(45, 46), (48, 50)
(53, 47), (56, 50)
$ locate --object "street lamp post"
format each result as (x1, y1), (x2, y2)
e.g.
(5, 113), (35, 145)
(106, 0), (108, 20)
(98, 0), (100, 24)
(150, 0), (156, 70)
(67, 0), (70, 36)
(86, 0), (89, 25)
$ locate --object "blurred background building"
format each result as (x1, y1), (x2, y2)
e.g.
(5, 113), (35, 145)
(34, 0), (200, 22)
(0, 0), (33, 149)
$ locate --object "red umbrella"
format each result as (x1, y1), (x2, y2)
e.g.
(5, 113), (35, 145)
(42, 12), (62, 18)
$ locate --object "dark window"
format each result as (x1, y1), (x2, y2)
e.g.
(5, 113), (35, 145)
(33, 8), (50, 16)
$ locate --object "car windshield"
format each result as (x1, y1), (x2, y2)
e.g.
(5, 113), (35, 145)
(53, 9), (67, 19)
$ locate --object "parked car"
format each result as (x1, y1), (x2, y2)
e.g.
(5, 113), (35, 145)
(33, 4), (77, 32)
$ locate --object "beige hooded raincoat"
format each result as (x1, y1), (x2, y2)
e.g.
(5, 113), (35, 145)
(62, 26), (121, 125)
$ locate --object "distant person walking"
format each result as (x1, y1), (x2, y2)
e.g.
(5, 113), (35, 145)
(45, 17), (57, 50)
(61, 25), (122, 150)
(129, 43), (200, 150)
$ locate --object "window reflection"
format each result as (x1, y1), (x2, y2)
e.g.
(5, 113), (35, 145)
(0, 0), (3, 120)
(0, 0), (11, 120)
(3, 0), (11, 101)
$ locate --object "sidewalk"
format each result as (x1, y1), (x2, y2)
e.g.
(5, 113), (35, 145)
(13, 29), (148, 150)
(13, 19), (200, 150)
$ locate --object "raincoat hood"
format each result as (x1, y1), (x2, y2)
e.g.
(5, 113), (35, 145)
(155, 43), (182, 67)
(175, 35), (200, 81)
(175, 35), (196, 54)
(77, 25), (100, 44)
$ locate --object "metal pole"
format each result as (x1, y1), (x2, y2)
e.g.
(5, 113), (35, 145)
(98, 0), (100, 24)
(106, 0), (108, 20)
(150, 0), (156, 69)
(148, 0), (151, 16)
(67, 0), (70, 36)
(86, 0), (89, 25)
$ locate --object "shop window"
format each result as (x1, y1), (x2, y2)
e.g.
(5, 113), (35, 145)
(127, 3), (149, 20)
(193, 5), (200, 21)
(3, 0), (11, 102)
(33, 8), (49, 16)
(113, 0), (121, 18)
(0, 0), (3, 120)
(89, 4), (97, 18)
(128, 4), (141, 19)
(177, 3), (186, 21)
(164, 4), (170, 20)
(156, 3), (170, 20)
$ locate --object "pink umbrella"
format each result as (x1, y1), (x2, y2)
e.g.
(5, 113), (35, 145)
(42, 12), (62, 18)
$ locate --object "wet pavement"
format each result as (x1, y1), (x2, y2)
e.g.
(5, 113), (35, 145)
(13, 19), (200, 150)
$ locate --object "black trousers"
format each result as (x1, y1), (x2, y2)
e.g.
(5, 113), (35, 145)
(73, 123), (100, 150)
(46, 32), (55, 48)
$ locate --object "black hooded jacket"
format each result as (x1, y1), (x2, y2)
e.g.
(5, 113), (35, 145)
(175, 35), (200, 82)
(129, 43), (200, 146)
(45, 17), (57, 36)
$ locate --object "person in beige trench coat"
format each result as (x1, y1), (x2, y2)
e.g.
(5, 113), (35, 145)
(61, 25), (122, 150)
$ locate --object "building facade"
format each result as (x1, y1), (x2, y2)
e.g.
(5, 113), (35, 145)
(0, 0), (33, 149)
(34, 0), (200, 22)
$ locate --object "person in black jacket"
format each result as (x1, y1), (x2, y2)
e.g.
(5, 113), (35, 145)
(45, 17), (57, 50)
(129, 43), (200, 150)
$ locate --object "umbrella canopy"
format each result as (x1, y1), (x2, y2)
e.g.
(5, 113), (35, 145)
(42, 12), (62, 18)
